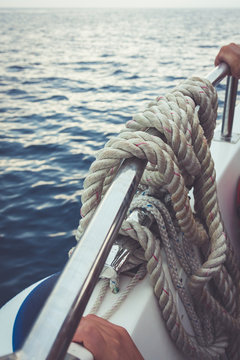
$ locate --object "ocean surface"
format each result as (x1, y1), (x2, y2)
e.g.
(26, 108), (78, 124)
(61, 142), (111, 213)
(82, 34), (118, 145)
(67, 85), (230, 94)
(0, 7), (239, 307)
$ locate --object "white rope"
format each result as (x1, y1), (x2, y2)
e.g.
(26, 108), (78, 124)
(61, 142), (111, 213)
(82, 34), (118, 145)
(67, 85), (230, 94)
(89, 265), (146, 320)
(76, 77), (240, 359)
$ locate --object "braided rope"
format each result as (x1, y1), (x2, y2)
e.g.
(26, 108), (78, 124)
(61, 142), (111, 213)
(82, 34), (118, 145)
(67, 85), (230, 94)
(89, 265), (146, 320)
(76, 77), (240, 359)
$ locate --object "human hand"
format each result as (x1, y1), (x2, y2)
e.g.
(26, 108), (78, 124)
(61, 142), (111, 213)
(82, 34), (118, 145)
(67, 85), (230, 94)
(215, 42), (240, 79)
(72, 314), (144, 360)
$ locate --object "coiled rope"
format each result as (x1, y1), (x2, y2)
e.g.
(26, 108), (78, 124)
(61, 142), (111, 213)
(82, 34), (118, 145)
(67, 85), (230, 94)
(75, 77), (240, 359)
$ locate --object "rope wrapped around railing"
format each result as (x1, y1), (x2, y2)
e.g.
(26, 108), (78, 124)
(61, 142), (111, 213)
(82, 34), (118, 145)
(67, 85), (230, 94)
(76, 77), (240, 360)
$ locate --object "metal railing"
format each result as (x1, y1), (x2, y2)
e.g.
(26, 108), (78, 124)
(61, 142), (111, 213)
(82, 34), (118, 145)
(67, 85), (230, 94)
(208, 62), (239, 143)
(1, 63), (238, 360)
(221, 75), (239, 141)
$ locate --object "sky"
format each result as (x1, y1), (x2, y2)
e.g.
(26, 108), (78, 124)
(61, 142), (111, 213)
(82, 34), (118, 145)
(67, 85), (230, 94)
(0, 0), (239, 8)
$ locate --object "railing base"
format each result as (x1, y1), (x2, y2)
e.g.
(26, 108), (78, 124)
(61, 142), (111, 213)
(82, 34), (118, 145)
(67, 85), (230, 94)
(214, 130), (240, 144)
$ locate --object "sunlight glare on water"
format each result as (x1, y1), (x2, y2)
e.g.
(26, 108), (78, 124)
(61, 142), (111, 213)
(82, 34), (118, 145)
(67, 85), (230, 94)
(0, 7), (240, 306)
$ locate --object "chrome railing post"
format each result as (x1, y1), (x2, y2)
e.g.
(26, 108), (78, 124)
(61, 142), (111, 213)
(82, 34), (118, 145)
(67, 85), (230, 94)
(206, 62), (229, 86)
(221, 75), (239, 140)
(16, 158), (146, 360)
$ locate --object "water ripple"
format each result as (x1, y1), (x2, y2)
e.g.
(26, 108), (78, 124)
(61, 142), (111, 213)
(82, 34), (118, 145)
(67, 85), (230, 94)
(0, 7), (240, 307)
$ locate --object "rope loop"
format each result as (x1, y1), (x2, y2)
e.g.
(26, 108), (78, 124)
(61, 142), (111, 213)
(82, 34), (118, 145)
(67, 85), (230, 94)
(75, 77), (240, 359)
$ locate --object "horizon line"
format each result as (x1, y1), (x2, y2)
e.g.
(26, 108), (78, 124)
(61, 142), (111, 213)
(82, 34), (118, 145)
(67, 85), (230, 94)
(0, 5), (239, 8)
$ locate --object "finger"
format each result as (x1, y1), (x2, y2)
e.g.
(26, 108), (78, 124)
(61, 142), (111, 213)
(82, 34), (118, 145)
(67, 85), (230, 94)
(73, 317), (107, 359)
(214, 54), (220, 66)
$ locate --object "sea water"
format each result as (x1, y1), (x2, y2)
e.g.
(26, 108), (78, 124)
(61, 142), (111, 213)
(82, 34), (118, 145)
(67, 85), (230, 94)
(0, 7), (239, 307)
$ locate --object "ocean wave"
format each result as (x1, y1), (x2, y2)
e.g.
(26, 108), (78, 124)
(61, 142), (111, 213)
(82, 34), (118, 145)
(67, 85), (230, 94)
(6, 65), (27, 72)
(1, 7), (240, 307)
(6, 88), (27, 96)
